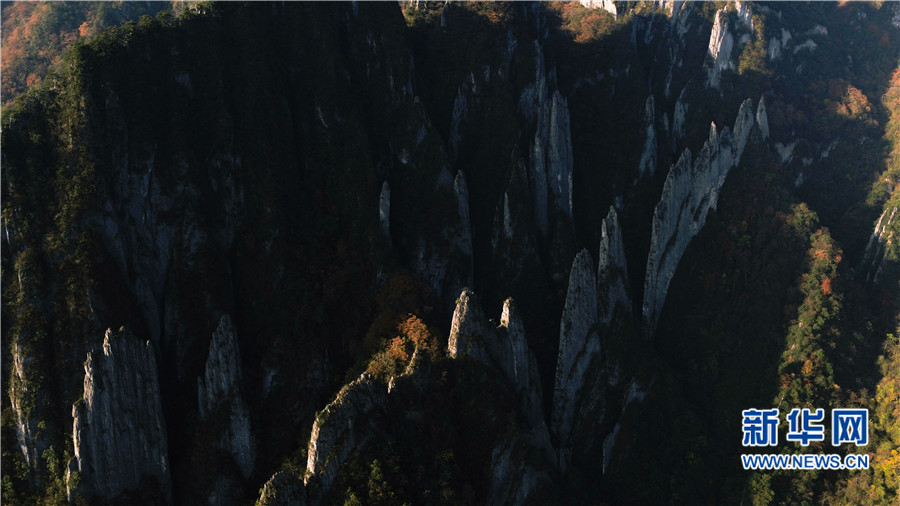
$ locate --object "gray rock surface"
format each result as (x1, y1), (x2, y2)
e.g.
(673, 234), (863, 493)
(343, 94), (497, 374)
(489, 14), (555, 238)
(638, 96), (658, 176)
(864, 205), (898, 283)
(9, 338), (50, 480)
(598, 206), (630, 326)
(551, 249), (599, 469)
(305, 372), (385, 500)
(756, 96), (770, 141)
(643, 98), (759, 335)
(67, 327), (170, 502)
(448, 290), (550, 447)
(523, 42), (575, 236)
(706, 3), (754, 88)
(448, 289), (492, 362)
(579, 0), (617, 18)
(197, 315), (257, 479)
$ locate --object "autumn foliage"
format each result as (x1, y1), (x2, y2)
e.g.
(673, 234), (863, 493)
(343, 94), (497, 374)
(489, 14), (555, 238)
(1, 2), (171, 104)
(367, 315), (439, 381)
(549, 2), (615, 44)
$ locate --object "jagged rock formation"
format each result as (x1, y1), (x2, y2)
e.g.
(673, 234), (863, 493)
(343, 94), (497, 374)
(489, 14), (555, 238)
(638, 95), (658, 176)
(305, 372), (386, 501)
(756, 96), (770, 141)
(448, 289), (492, 362)
(4, 2), (898, 504)
(598, 206), (630, 326)
(706, 2), (754, 88)
(67, 328), (170, 502)
(643, 98), (759, 334)
(532, 89), (575, 232)
(656, 0), (685, 18)
(673, 87), (688, 146)
(489, 159), (545, 304)
(451, 170), (475, 297)
(9, 340), (52, 482)
(864, 204), (898, 283)
(411, 169), (474, 306)
(551, 249), (600, 469)
(449, 290), (547, 424)
(447, 290), (554, 500)
(197, 315), (257, 479)
(579, 0), (617, 19)
(448, 290), (550, 445)
(522, 41), (574, 236)
(498, 298), (531, 392)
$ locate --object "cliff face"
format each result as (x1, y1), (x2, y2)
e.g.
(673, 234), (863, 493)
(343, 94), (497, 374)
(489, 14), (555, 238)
(597, 206), (630, 326)
(864, 204), (899, 283)
(705, 2), (754, 89)
(197, 315), (256, 480)
(3, 1), (899, 504)
(637, 96), (658, 177)
(643, 97), (761, 334)
(449, 291), (548, 440)
(551, 249), (599, 469)
(67, 328), (169, 502)
(305, 372), (386, 502)
(447, 289), (491, 362)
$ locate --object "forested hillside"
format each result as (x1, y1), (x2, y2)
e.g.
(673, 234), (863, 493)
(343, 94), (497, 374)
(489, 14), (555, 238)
(2, 2), (898, 504)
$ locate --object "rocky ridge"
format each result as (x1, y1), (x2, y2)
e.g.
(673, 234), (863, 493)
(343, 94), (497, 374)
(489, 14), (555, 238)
(705, 2), (754, 89)
(66, 328), (170, 502)
(197, 315), (256, 480)
(551, 249), (599, 470)
(864, 204), (898, 283)
(598, 206), (630, 326)
(643, 97), (762, 334)
(304, 372), (386, 502)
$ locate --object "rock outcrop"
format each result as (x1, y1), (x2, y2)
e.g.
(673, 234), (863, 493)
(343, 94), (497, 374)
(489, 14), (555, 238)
(197, 315), (256, 479)
(67, 328), (170, 502)
(305, 372), (386, 501)
(638, 95), (658, 177)
(257, 472), (307, 506)
(9, 337), (52, 481)
(673, 87), (688, 146)
(448, 289), (492, 362)
(705, 3), (754, 88)
(551, 249), (600, 469)
(579, 0), (617, 18)
(643, 98), (758, 334)
(489, 159), (545, 305)
(864, 204), (898, 283)
(706, 8), (734, 88)
(448, 290), (549, 444)
(523, 42), (575, 236)
(598, 206), (630, 326)
(448, 289), (555, 495)
(756, 96), (770, 141)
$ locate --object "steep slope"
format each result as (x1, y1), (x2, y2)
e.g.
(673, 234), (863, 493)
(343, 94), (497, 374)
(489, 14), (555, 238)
(2, 2), (898, 505)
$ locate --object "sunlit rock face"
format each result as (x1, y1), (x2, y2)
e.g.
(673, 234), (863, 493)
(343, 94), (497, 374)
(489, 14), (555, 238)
(68, 328), (170, 502)
(643, 98), (758, 335)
